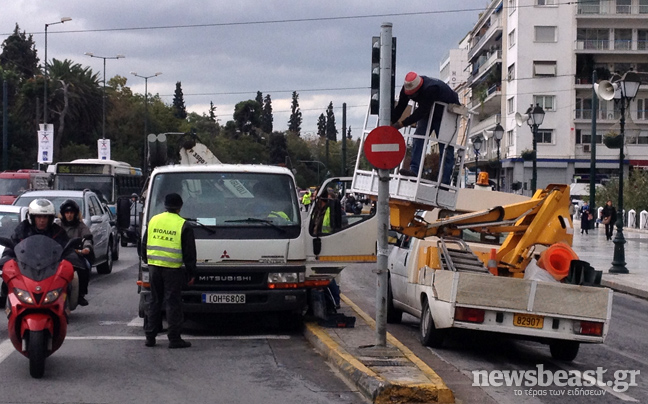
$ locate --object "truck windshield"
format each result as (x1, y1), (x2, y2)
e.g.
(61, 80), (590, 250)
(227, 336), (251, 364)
(148, 172), (300, 228)
(0, 179), (29, 196)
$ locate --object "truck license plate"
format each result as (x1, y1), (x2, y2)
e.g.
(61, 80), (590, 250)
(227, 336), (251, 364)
(513, 313), (544, 329)
(202, 294), (246, 304)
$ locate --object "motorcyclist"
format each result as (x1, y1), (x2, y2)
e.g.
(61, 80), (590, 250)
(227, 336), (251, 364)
(6, 199), (69, 255)
(59, 199), (93, 306)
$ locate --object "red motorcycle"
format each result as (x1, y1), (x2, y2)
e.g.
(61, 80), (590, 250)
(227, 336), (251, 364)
(0, 235), (79, 378)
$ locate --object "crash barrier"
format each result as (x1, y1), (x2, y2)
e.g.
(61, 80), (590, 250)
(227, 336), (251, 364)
(537, 243), (579, 281)
(628, 209), (636, 228)
(641, 210), (648, 230)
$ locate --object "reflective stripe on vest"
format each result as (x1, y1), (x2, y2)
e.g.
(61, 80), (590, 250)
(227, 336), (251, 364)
(147, 212), (185, 268)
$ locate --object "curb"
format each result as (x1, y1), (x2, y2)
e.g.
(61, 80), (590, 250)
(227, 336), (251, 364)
(303, 295), (454, 404)
(601, 279), (648, 300)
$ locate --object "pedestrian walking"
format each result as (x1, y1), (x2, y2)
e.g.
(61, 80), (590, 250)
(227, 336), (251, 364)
(143, 193), (197, 349)
(602, 200), (617, 241)
(580, 203), (591, 235)
(391, 72), (460, 184)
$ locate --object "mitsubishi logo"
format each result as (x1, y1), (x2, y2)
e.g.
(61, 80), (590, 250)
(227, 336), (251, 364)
(221, 250), (230, 259)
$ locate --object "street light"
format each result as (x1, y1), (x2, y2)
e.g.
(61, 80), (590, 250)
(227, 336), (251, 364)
(131, 71), (162, 174)
(493, 123), (504, 191)
(472, 136), (482, 180)
(525, 103), (545, 194)
(85, 52), (125, 139)
(596, 71), (641, 274)
(43, 17), (72, 128)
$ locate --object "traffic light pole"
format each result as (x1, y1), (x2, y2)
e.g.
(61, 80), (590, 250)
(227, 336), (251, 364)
(375, 22), (393, 347)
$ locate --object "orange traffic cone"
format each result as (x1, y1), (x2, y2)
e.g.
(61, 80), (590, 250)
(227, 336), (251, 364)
(487, 248), (498, 276)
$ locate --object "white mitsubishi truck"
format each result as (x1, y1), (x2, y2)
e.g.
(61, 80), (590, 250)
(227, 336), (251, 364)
(135, 164), (377, 323)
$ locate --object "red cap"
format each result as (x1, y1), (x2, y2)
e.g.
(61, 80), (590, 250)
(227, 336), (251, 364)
(403, 72), (423, 95)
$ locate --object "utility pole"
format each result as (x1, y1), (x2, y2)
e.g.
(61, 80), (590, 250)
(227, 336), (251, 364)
(342, 103), (347, 175)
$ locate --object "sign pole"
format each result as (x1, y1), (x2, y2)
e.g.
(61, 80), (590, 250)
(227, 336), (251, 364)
(375, 22), (393, 347)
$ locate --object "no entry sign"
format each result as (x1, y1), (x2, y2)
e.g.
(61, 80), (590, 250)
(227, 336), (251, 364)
(363, 126), (406, 170)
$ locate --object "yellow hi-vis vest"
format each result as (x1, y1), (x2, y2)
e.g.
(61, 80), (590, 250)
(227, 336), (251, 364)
(322, 207), (332, 233)
(269, 210), (290, 221)
(147, 212), (185, 268)
(302, 192), (311, 205)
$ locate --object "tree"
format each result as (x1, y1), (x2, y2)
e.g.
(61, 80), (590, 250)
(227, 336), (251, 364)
(317, 113), (326, 138)
(325, 101), (337, 141)
(0, 24), (39, 80)
(268, 132), (287, 165)
(233, 99), (261, 138)
(261, 94), (273, 134)
(209, 101), (217, 122)
(173, 81), (187, 119)
(288, 91), (302, 136)
(255, 91), (263, 107)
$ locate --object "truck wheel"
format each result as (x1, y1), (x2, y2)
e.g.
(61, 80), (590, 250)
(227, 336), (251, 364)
(420, 300), (445, 348)
(550, 340), (580, 361)
(97, 245), (113, 274)
(386, 280), (402, 324)
(28, 330), (47, 379)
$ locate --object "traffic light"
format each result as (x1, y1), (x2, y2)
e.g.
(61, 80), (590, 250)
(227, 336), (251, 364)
(370, 37), (397, 116)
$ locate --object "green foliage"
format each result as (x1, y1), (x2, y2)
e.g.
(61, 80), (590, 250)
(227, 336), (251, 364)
(261, 94), (273, 134)
(0, 24), (39, 80)
(596, 170), (648, 215)
(325, 101), (337, 141)
(233, 99), (261, 137)
(172, 81), (187, 119)
(288, 91), (302, 135)
(317, 114), (326, 137)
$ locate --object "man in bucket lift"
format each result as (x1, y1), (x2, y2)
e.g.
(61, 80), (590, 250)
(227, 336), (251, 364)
(391, 72), (460, 185)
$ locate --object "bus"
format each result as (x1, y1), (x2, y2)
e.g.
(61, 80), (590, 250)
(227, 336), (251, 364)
(52, 159), (143, 211)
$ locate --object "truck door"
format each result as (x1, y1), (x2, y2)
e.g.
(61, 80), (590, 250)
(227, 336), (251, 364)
(388, 234), (412, 308)
(305, 177), (377, 273)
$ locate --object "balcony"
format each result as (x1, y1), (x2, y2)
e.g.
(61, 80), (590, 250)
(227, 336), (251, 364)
(577, 0), (648, 15)
(468, 15), (503, 61)
(575, 39), (648, 52)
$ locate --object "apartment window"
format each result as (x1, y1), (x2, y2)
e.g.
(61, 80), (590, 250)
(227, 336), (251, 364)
(534, 95), (555, 112)
(508, 0), (516, 14)
(537, 0), (556, 5)
(576, 97), (593, 119)
(614, 29), (632, 50)
(638, 99), (648, 120)
(638, 30), (648, 50)
(507, 64), (515, 82)
(508, 30), (516, 48)
(507, 130), (514, 147)
(577, 28), (609, 50)
(535, 129), (553, 144)
(533, 61), (556, 77)
(641, 0), (648, 14)
(616, 0), (631, 14)
(535, 26), (557, 43)
(507, 97), (515, 114)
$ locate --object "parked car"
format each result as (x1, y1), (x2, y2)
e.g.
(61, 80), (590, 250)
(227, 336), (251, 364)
(13, 189), (119, 274)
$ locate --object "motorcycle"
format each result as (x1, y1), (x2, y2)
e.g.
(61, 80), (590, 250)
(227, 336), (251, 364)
(0, 235), (80, 378)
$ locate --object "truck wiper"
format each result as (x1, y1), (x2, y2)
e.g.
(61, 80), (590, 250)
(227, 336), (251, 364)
(183, 217), (216, 234)
(224, 218), (286, 233)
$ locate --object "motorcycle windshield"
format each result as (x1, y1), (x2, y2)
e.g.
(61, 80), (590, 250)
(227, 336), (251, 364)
(14, 235), (63, 281)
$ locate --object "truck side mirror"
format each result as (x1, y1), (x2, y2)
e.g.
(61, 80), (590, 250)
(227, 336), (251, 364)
(116, 197), (131, 230)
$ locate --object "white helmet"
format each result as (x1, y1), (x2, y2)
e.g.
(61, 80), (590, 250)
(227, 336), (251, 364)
(28, 199), (56, 225)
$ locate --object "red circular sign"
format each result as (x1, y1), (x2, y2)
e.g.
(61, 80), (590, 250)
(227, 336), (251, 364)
(363, 126), (406, 170)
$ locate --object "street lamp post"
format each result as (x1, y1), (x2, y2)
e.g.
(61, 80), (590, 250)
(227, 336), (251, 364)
(599, 71), (641, 274)
(85, 53), (125, 139)
(131, 72), (162, 174)
(525, 104), (545, 194)
(472, 136), (482, 180)
(493, 124), (504, 191)
(43, 17), (72, 128)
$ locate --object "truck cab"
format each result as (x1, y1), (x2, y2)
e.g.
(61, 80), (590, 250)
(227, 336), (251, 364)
(0, 170), (51, 205)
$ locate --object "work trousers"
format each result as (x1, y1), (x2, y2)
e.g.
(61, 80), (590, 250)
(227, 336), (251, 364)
(145, 265), (185, 341)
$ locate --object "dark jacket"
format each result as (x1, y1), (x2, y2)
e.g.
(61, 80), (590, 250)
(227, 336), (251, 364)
(392, 76), (460, 131)
(142, 218), (197, 277)
(2, 220), (70, 259)
(61, 220), (94, 263)
(602, 205), (617, 223)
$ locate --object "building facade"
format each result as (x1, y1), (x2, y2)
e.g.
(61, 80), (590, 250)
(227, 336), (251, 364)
(457, 0), (648, 195)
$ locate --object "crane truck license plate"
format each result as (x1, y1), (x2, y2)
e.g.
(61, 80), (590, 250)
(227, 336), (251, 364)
(513, 313), (544, 329)
(202, 293), (246, 304)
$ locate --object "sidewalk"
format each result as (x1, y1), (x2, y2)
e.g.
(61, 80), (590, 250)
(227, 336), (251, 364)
(303, 295), (455, 404)
(572, 221), (648, 300)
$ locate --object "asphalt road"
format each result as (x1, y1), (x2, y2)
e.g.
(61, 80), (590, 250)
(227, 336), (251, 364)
(340, 262), (648, 404)
(0, 248), (368, 404)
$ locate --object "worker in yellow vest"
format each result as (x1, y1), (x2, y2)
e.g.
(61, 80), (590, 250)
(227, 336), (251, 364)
(301, 190), (312, 211)
(143, 193), (197, 349)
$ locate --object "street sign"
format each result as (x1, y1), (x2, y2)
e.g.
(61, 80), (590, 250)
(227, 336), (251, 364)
(363, 126), (405, 170)
(37, 124), (54, 164)
(98, 139), (111, 160)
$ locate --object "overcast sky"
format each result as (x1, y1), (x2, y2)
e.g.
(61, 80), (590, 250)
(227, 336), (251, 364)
(2, 1), (486, 140)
